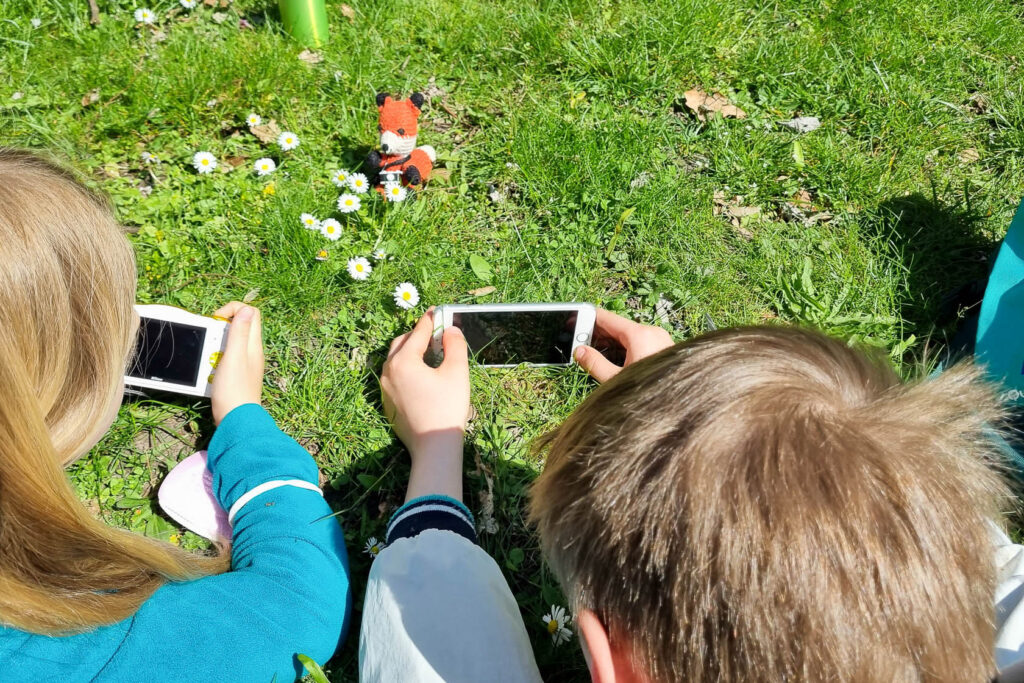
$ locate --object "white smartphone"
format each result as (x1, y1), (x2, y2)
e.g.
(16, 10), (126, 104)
(124, 305), (229, 398)
(430, 303), (597, 367)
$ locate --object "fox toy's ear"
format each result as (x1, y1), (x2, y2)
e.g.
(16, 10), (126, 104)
(376, 92), (389, 108)
(409, 92), (425, 111)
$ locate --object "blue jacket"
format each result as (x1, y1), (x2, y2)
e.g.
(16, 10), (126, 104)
(0, 403), (351, 682)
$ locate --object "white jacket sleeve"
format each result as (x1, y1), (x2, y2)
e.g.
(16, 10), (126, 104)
(359, 496), (543, 683)
(995, 522), (1024, 681)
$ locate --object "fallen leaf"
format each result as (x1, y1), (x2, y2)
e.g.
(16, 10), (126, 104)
(250, 119), (281, 144)
(432, 168), (451, 182)
(468, 286), (496, 297)
(340, 4), (355, 22)
(424, 75), (445, 99)
(681, 88), (746, 122)
(81, 89), (100, 107)
(778, 116), (821, 133)
(224, 156), (248, 168)
(959, 148), (980, 164)
(792, 189), (814, 208)
(298, 49), (323, 64)
(203, 0), (216, 6)
(243, 288), (259, 303)
(713, 190), (759, 236)
(211, 12), (228, 23)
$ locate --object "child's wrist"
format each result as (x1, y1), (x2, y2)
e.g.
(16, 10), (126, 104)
(409, 430), (465, 462)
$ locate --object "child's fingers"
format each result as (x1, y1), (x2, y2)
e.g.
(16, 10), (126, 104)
(574, 345), (621, 383)
(397, 312), (435, 358)
(247, 308), (264, 367)
(440, 326), (468, 376)
(594, 308), (640, 344)
(387, 332), (410, 361)
(213, 301), (247, 320)
(223, 305), (255, 362)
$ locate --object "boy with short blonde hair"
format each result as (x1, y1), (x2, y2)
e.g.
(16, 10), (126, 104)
(361, 309), (1016, 682)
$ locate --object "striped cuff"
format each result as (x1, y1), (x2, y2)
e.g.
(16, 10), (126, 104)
(227, 479), (323, 524)
(386, 495), (477, 545)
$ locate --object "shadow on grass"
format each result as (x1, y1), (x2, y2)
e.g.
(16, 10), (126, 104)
(872, 193), (998, 343)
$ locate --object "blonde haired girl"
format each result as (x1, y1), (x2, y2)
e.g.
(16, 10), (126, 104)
(0, 150), (350, 681)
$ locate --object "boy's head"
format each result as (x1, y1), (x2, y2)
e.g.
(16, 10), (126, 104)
(531, 326), (1010, 681)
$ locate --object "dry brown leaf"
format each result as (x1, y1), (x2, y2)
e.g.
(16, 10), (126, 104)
(81, 89), (100, 107)
(959, 148), (980, 164)
(468, 286), (496, 297)
(792, 189), (814, 208)
(713, 190), (759, 235)
(224, 156), (248, 168)
(432, 167), (451, 182)
(203, 0), (217, 6)
(340, 4), (355, 22)
(682, 88), (746, 122)
(250, 119), (281, 144)
(298, 49), (323, 64)
(243, 288), (259, 303)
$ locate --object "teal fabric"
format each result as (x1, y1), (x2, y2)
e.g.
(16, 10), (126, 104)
(0, 403), (351, 682)
(977, 198), (1024, 394)
(976, 198), (1024, 473)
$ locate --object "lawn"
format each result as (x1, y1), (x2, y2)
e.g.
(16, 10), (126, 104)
(2, 0), (1024, 679)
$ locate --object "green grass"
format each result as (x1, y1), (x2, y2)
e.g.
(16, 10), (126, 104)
(2, 0), (1024, 679)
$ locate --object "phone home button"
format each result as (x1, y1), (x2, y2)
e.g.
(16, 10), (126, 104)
(576, 333), (590, 343)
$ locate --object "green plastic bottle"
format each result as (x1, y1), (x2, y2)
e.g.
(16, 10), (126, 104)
(278, 0), (329, 48)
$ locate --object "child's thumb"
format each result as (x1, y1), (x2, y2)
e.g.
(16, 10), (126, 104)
(574, 346), (620, 383)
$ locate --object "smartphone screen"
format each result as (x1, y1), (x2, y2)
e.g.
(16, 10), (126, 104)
(127, 317), (206, 386)
(452, 310), (578, 365)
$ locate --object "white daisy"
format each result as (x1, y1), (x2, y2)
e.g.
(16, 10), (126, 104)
(364, 537), (385, 558)
(180, 0), (196, 7)
(393, 282), (419, 310)
(321, 218), (342, 241)
(278, 131), (300, 151)
(347, 257), (372, 280)
(246, 113), (262, 127)
(315, 249), (329, 261)
(372, 249), (387, 261)
(253, 157), (276, 176)
(300, 213), (320, 230)
(330, 169), (350, 187)
(542, 605), (573, 646)
(348, 172), (369, 194)
(140, 151), (159, 164)
(134, 8), (155, 23)
(192, 151), (216, 174)
(337, 193), (361, 213)
(383, 182), (407, 203)
(31, 18), (42, 28)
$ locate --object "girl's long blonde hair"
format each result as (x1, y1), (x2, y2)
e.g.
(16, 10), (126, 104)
(0, 149), (226, 634)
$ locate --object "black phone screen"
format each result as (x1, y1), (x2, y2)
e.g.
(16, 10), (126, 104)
(127, 317), (206, 385)
(452, 310), (579, 365)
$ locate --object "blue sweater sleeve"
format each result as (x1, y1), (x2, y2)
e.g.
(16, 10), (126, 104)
(94, 404), (352, 683)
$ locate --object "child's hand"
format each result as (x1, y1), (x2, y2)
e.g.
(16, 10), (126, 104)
(211, 302), (265, 425)
(574, 308), (674, 382)
(381, 311), (470, 502)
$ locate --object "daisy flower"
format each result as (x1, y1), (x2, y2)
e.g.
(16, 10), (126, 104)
(542, 605), (573, 646)
(253, 157), (276, 176)
(330, 169), (350, 187)
(180, 0), (196, 7)
(364, 537), (385, 558)
(134, 8), (155, 23)
(315, 249), (329, 261)
(246, 113), (262, 127)
(372, 249), (387, 261)
(192, 151), (216, 174)
(31, 18), (42, 28)
(393, 282), (420, 310)
(300, 213), (320, 230)
(348, 172), (369, 194)
(321, 218), (342, 241)
(383, 182), (408, 203)
(140, 151), (159, 164)
(337, 193), (361, 213)
(278, 131), (300, 151)
(347, 257), (372, 280)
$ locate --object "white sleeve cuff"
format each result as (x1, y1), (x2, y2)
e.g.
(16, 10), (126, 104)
(227, 479), (323, 523)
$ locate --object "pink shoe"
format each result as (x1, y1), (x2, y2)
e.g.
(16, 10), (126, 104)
(158, 451), (232, 546)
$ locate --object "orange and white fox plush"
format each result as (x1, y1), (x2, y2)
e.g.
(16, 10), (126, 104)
(366, 92), (436, 190)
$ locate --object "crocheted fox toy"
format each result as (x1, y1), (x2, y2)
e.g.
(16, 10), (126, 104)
(366, 92), (436, 190)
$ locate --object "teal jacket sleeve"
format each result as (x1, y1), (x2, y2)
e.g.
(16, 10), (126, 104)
(94, 403), (351, 683)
